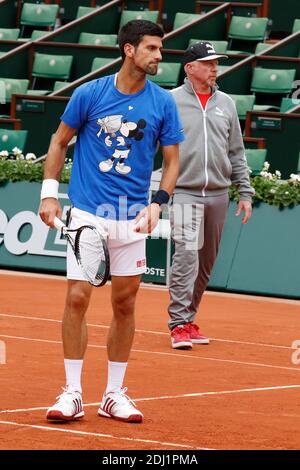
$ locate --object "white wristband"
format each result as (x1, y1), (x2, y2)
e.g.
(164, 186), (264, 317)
(40, 179), (59, 200)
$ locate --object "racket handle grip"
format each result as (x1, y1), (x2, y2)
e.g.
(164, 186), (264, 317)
(54, 217), (66, 231)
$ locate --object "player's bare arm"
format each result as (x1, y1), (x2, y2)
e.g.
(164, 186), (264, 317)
(39, 122), (76, 228)
(135, 144), (180, 233)
(159, 143), (180, 195)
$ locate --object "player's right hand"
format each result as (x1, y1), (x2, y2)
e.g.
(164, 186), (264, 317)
(39, 198), (62, 228)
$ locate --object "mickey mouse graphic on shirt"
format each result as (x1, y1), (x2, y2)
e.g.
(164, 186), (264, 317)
(97, 114), (146, 175)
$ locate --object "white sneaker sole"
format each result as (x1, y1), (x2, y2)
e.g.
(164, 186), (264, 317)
(171, 340), (193, 349)
(46, 410), (84, 421)
(191, 338), (210, 344)
(98, 408), (143, 423)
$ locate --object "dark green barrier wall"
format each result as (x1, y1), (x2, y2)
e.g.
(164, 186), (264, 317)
(210, 201), (300, 298)
(15, 96), (69, 155)
(0, 182), (168, 284)
(0, 182), (67, 272)
(209, 203), (243, 289)
(0, 44), (30, 79)
(248, 113), (300, 178)
(269, 0), (299, 34)
(0, 0), (16, 28)
(266, 32), (300, 58)
(226, 203), (300, 297)
(1, 183), (300, 298)
(0, 119), (20, 130)
(198, 0), (261, 16)
(0, 42), (22, 54)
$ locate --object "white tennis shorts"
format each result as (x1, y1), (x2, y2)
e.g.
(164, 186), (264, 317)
(67, 207), (147, 279)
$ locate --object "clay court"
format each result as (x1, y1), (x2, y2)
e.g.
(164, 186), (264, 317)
(1, 271), (300, 450)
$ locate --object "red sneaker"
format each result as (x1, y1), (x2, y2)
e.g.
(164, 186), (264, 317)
(187, 323), (210, 344)
(171, 324), (192, 349)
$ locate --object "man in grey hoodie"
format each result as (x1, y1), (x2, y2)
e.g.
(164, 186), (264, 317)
(168, 41), (254, 349)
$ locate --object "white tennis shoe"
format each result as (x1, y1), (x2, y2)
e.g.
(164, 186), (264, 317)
(46, 385), (84, 421)
(98, 387), (143, 423)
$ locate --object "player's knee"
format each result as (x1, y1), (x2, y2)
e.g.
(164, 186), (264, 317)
(112, 289), (137, 315)
(66, 286), (91, 312)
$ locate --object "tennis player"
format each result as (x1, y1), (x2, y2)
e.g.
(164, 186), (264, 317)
(39, 20), (184, 423)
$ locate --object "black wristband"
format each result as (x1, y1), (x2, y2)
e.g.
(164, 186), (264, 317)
(151, 189), (170, 206)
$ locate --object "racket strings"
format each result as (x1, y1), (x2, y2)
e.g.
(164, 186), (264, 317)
(75, 227), (108, 285)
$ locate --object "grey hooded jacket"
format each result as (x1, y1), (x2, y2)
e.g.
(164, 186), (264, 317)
(171, 78), (254, 201)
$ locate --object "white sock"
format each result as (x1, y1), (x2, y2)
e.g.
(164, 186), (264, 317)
(105, 360), (128, 394)
(64, 359), (83, 393)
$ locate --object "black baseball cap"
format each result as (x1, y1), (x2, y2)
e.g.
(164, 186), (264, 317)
(183, 41), (228, 65)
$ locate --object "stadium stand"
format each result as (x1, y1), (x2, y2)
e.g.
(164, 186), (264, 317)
(0, 0), (298, 177)
(76, 6), (97, 20)
(29, 29), (50, 41)
(280, 98), (300, 113)
(0, 128), (28, 153)
(173, 12), (202, 30)
(251, 67), (296, 108)
(245, 148), (267, 175)
(0, 116), (22, 130)
(78, 32), (118, 46)
(255, 42), (271, 54)
(244, 110), (300, 179)
(20, 3), (59, 37)
(53, 80), (70, 92)
(0, 28), (20, 41)
(228, 94), (256, 120)
(119, 9), (159, 29)
(91, 56), (118, 71)
(292, 19), (300, 34)
(196, 0), (264, 17)
(189, 38), (228, 53)
(147, 62), (182, 88)
(0, 78), (29, 116)
(31, 52), (74, 89)
(227, 16), (269, 53)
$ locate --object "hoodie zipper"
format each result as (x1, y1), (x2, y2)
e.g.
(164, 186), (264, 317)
(193, 88), (215, 197)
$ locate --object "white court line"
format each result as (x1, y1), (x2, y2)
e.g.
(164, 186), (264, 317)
(0, 420), (207, 450)
(0, 312), (293, 351)
(1, 268), (300, 305)
(1, 333), (300, 374)
(1, 384), (300, 415)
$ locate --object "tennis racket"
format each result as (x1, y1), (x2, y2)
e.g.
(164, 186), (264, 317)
(54, 216), (110, 287)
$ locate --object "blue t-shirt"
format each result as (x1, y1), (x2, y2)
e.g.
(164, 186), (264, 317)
(61, 74), (184, 220)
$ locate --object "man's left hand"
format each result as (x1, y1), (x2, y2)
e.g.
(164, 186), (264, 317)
(235, 200), (252, 224)
(134, 203), (161, 233)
